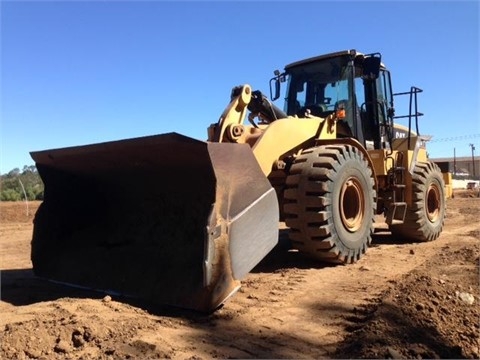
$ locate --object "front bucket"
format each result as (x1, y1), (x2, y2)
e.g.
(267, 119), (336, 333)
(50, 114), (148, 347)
(30, 133), (279, 312)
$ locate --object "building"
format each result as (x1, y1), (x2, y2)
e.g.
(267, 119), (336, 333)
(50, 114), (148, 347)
(430, 156), (480, 179)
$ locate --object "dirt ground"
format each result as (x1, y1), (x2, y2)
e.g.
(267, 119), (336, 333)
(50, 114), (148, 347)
(1, 192), (479, 359)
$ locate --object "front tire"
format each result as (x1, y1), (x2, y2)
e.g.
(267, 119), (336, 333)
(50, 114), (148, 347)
(284, 145), (376, 264)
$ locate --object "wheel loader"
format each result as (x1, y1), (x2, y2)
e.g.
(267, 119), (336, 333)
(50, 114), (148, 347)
(30, 49), (447, 312)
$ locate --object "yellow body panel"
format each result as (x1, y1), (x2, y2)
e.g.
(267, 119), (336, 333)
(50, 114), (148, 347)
(368, 149), (390, 176)
(252, 117), (324, 176)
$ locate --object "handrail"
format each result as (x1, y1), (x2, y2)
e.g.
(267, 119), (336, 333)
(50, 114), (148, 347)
(393, 86), (423, 149)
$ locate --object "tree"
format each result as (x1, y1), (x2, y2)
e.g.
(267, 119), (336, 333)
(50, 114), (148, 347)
(0, 189), (21, 201)
(0, 165), (44, 201)
(7, 168), (20, 178)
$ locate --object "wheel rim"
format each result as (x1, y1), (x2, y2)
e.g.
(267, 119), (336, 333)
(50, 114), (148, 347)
(426, 183), (441, 223)
(340, 177), (365, 232)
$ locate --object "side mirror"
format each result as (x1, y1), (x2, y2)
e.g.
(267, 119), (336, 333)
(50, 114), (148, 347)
(269, 70), (283, 101)
(362, 54), (381, 80)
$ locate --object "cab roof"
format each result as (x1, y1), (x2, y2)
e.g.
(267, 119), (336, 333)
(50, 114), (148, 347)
(284, 50), (386, 71)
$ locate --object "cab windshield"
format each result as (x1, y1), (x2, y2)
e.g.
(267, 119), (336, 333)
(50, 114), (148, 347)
(284, 56), (352, 118)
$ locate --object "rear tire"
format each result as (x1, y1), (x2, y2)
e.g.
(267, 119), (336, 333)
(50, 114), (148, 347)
(390, 162), (445, 241)
(284, 145), (376, 264)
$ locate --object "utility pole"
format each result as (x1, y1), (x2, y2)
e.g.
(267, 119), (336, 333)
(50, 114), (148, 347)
(470, 143), (476, 178)
(454, 148), (456, 176)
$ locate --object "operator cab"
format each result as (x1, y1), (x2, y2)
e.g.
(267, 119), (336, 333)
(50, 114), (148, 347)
(271, 50), (395, 150)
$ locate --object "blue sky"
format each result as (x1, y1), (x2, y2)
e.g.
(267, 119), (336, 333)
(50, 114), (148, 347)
(1, 0), (479, 174)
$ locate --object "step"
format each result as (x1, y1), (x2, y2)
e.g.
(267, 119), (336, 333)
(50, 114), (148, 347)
(386, 202), (407, 225)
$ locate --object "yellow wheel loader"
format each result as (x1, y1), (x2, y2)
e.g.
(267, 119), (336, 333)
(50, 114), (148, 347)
(30, 50), (447, 312)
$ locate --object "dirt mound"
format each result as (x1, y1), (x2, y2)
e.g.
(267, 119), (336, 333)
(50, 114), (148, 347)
(335, 244), (480, 359)
(1, 297), (171, 359)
